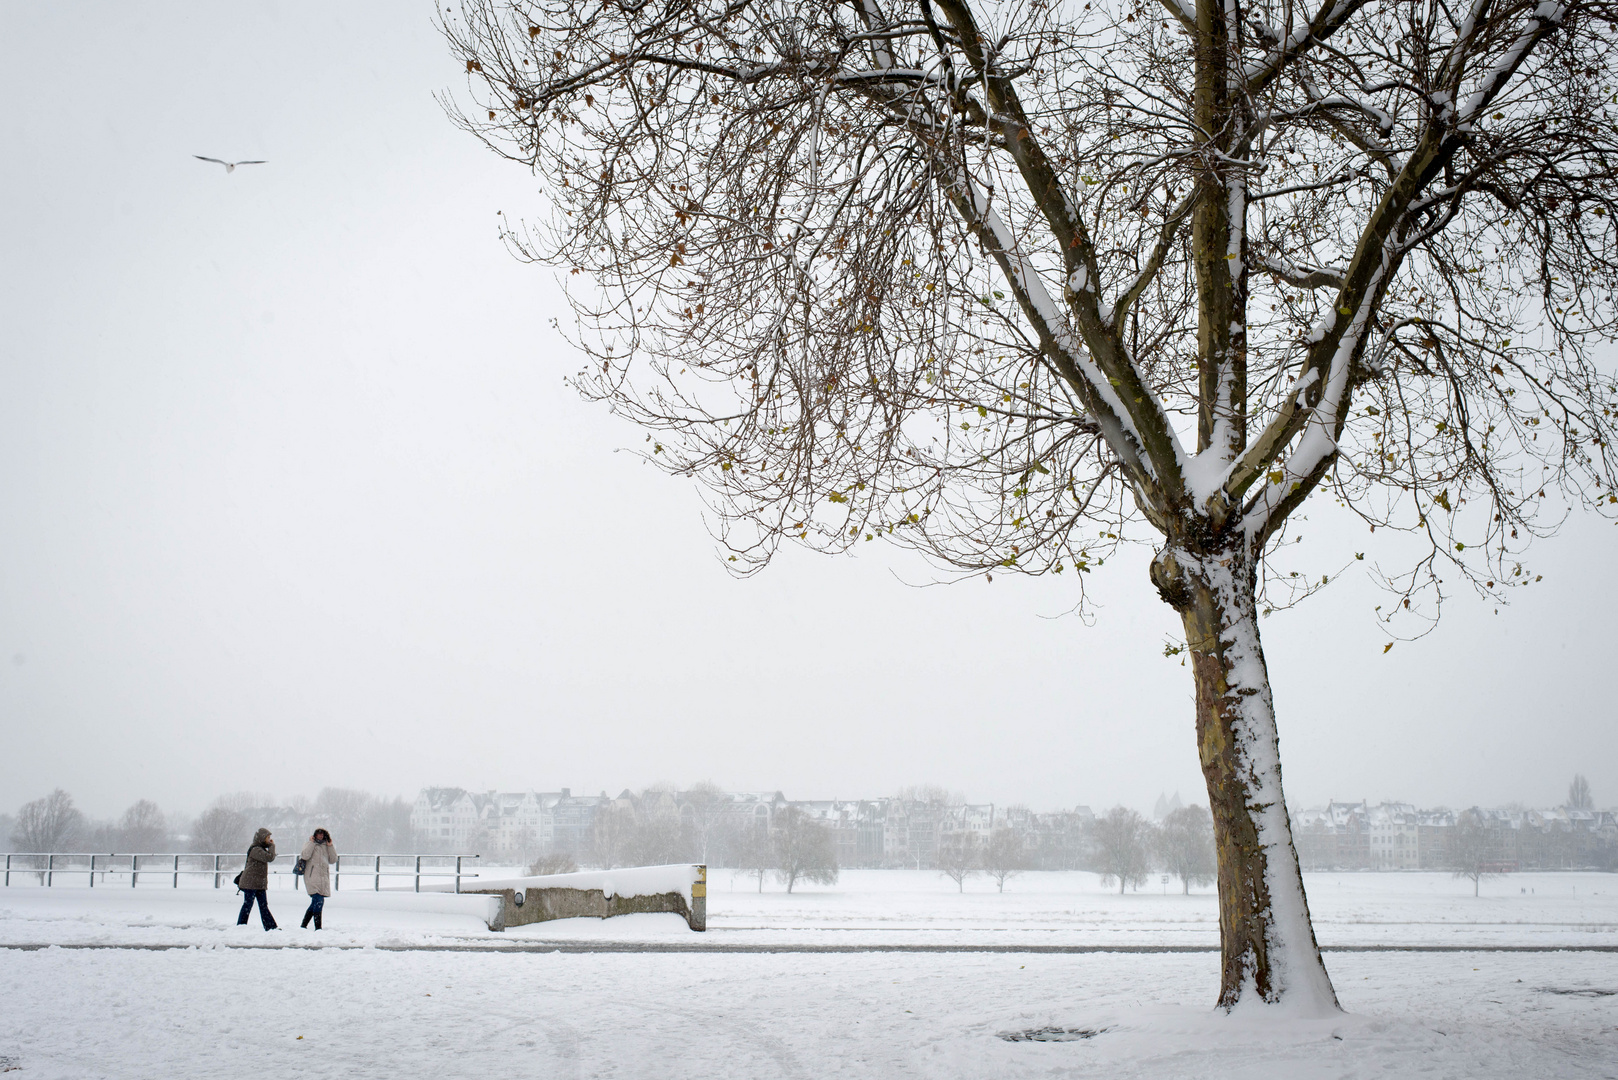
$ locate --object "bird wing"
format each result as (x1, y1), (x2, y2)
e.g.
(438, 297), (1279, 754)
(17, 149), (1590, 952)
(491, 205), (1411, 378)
(194, 155), (229, 165)
(234, 160), (268, 166)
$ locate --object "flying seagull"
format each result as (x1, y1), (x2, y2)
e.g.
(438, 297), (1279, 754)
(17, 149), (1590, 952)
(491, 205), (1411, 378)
(194, 156), (266, 174)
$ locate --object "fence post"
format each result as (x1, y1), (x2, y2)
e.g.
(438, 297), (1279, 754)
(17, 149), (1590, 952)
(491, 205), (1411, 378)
(88, 853), (96, 888)
(455, 855), (461, 894)
(374, 855), (381, 892)
(46, 853), (54, 887)
(3, 853), (8, 887)
(132, 854), (139, 888)
(334, 855), (340, 893)
(173, 854), (180, 889)
(415, 855), (421, 893)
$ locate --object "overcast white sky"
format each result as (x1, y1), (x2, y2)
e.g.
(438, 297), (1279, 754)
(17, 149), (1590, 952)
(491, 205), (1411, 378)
(0, 3), (1613, 824)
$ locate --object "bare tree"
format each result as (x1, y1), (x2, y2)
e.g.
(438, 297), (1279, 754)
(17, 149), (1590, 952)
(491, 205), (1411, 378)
(773, 806), (840, 892)
(1156, 805), (1217, 894)
(1568, 774), (1594, 810)
(117, 800), (169, 852)
(448, 0), (1618, 1010)
(897, 785), (967, 808)
(982, 827), (1026, 892)
(725, 817), (776, 892)
(935, 830), (981, 891)
(212, 792), (274, 814)
(512, 825), (543, 865)
(590, 801), (639, 869)
(311, 787), (371, 845)
(11, 789), (84, 852)
(189, 805), (250, 854)
(681, 780), (728, 863)
(624, 785), (687, 863)
(1449, 810), (1497, 896)
(1091, 806), (1152, 894)
(464, 824), (497, 858)
(632, 808), (686, 864)
(365, 797), (417, 853)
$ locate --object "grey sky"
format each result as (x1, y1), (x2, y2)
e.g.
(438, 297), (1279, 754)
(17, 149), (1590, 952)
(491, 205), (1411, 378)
(0, 3), (1612, 823)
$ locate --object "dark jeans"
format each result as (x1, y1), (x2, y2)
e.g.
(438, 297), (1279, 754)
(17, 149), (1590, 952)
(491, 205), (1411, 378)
(304, 893), (325, 916)
(238, 888), (277, 930)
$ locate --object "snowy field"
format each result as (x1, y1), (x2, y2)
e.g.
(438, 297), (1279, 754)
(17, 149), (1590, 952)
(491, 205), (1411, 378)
(2, 869), (1615, 1077)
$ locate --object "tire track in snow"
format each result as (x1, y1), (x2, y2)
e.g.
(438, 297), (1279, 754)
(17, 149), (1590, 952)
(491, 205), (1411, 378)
(437, 970), (807, 1080)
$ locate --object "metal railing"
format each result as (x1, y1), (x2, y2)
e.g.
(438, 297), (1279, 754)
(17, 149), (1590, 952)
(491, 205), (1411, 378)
(1, 853), (482, 893)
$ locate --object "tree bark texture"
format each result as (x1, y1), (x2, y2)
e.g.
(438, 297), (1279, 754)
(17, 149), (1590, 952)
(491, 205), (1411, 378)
(1156, 546), (1339, 1013)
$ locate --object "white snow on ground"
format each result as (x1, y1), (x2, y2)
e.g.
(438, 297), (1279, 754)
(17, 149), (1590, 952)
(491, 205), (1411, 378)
(696, 869), (1618, 948)
(1, 870), (1615, 1077)
(5, 868), (1613, 949)
(2, 945), (1614, 1078)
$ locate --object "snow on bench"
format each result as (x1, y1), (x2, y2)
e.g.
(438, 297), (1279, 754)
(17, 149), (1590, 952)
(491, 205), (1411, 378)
(441, 864), (707, 931)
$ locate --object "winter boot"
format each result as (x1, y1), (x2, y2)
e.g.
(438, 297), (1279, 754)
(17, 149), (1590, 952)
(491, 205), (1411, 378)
(313, 911), (322, 930)
(301, 909), (313, 929)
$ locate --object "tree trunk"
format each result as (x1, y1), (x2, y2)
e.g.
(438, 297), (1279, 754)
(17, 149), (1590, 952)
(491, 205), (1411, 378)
(1155, 546), (1339, 1013)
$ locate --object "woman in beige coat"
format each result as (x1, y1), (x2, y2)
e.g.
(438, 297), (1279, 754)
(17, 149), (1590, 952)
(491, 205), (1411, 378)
(298, 828), (337, 929)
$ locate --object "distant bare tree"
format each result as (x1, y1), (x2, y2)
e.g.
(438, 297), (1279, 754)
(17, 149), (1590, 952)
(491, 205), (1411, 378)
(11, 789), (84, 852)
(212, 792), (274, 813)
(1568, 774), (1594, 811)
(311, 787), (372, 846)
(725, 818), (775, 892)
(773, 806), (839, 893)
(590, 802), (638, 869)
(897, 785), (967, 808)
(464, 824), (496, 859)
(681, 780), (728, 863)
(449, 0), (1618, 1011)
(982, 827), (1026, 892)
(117, 800), (169, 852)
(189, 806), (250, 854)
(1157, 806), (1217, 894)
(83, 818), (120, 853)
(1449, 811), (1497, 896)
(364, 797), (416, 853)
(512, 825), (543, 866)
(1092, 807), (1152, 895)
(631, 809), (686, 865)
(936, 831), (981, 892)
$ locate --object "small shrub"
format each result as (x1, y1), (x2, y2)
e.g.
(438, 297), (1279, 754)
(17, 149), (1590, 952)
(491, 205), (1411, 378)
(527, 853), (579, 876)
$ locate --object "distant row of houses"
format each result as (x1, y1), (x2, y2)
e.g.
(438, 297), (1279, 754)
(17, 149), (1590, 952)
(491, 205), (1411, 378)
(410, 788), (617, 860)
(408, 787), (1102, 869)
(1292, 801), (1618, 871)
(403, 787), (1618, 871)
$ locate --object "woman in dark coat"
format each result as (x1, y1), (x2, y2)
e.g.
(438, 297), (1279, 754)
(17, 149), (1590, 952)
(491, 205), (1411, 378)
(298, 828), (336, 929)
(236, 827), (278, 930)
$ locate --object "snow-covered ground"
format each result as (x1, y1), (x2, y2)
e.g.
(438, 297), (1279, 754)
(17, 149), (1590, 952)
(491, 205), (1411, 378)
(701, 868), (1618, 949)
(2, 870), (1615, 1077)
